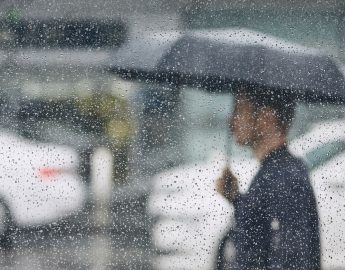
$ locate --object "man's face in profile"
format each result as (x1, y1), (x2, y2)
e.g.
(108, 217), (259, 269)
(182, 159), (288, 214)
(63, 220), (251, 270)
(229, 94), (257, 146)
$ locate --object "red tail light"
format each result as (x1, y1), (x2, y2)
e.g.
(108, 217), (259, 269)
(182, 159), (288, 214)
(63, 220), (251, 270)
(38, 167), (73, 180)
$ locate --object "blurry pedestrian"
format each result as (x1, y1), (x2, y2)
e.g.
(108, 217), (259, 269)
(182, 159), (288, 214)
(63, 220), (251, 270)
(217, 84), (320, 269)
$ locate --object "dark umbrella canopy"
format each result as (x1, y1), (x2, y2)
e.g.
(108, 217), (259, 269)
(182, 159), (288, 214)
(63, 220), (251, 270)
(110, 29), (345, 103)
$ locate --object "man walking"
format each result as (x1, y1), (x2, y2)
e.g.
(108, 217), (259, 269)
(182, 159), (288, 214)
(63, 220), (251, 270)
(217, 85), (320, 269)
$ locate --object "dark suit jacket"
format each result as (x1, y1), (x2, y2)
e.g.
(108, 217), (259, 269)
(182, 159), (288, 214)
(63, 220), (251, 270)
(233, 145), (320, 269)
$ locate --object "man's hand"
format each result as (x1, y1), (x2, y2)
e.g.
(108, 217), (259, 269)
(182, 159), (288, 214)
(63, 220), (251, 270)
(216, 166), (239, 203)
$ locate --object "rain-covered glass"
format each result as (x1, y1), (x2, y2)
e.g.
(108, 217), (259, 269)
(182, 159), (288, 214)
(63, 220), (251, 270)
(0, 1), (344, 270)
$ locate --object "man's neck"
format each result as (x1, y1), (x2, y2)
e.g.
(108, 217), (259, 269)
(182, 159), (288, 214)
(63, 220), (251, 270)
(252, 135), (287, 162)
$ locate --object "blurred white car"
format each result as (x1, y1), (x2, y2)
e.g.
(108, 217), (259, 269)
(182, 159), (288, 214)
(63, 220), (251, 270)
(0, 129), (86, 243)
(148, 120), (345, 270)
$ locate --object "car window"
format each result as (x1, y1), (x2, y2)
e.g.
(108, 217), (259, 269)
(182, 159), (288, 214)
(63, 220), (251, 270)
(305, 140), (345, 170)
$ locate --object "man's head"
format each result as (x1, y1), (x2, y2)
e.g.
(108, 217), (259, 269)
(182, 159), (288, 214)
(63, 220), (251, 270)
(229, 84), (296, 147)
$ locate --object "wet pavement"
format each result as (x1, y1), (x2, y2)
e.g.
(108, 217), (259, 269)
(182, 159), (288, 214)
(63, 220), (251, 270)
(0, 234), (151, 270)
(0, 198), (153, 270)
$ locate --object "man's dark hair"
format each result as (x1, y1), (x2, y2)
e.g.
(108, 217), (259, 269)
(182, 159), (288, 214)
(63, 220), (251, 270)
(234, 83), (296, 133)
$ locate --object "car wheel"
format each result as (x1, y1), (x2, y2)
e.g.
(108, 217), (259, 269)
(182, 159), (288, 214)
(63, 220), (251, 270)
(0, 200), (13, 249)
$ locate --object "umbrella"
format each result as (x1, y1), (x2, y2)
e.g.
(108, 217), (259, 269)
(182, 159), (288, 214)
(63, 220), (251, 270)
(109, 29), (345, 103)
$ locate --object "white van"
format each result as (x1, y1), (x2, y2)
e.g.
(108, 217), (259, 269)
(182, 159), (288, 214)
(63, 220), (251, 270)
(0, 130), (86, 244)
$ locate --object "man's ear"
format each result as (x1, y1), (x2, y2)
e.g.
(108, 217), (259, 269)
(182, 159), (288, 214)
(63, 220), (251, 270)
(255, 107), (279, 134)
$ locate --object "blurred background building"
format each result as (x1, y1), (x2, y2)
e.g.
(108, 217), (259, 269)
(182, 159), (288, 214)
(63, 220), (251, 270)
(0, 0), (344, 54)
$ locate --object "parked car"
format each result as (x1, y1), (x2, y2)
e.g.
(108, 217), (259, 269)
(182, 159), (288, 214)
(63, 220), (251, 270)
(0, 129), (86, 245)
(148, 152), (258, 270)
(147, 117), (345, 270)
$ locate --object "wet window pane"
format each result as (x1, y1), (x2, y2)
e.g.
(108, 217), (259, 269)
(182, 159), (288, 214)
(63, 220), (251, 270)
(0, 1), (345, 270)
